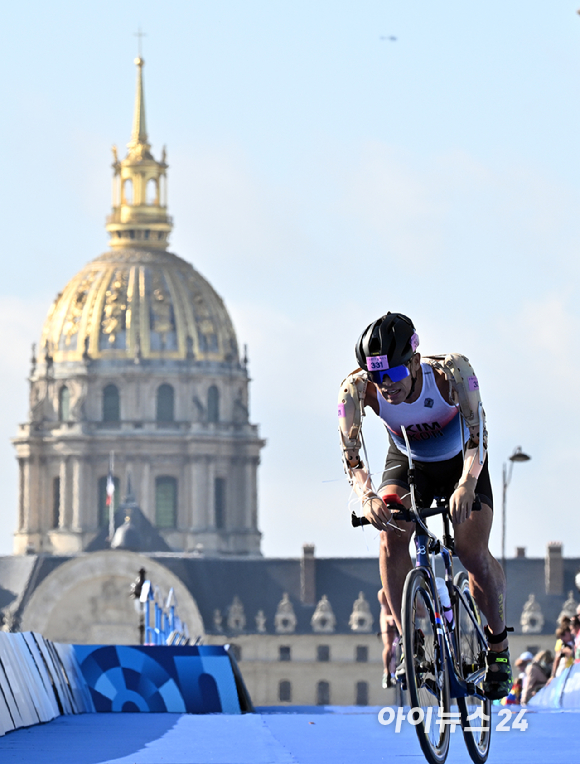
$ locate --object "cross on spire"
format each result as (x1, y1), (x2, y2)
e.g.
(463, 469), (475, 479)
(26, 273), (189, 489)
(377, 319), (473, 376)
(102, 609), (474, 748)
(134, 27), (147, 58)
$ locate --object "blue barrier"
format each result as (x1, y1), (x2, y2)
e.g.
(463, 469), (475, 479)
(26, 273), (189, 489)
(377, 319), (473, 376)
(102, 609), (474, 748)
(0, 634), (253, 738)
(528, 661), (580, 708)
(73, 644), (247, 713)
(139, 582), (190, 646)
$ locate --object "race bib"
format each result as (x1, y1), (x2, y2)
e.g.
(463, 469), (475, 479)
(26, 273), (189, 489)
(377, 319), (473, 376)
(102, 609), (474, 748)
(366, 354), (390, 371)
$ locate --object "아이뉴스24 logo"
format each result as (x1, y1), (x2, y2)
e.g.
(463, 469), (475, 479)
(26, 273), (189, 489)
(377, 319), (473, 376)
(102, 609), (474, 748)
(377, 706), (528, 733)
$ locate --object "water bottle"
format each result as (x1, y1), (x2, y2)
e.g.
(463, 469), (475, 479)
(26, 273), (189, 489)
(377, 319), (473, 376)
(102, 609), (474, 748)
(436, 577), (454, 629)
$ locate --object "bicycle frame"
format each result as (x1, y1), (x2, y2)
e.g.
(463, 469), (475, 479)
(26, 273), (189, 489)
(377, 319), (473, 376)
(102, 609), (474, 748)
(402, 426), (488, 703)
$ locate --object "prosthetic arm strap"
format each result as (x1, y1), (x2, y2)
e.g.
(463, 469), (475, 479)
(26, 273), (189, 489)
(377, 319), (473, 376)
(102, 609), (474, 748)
(338, 371), (380, 505)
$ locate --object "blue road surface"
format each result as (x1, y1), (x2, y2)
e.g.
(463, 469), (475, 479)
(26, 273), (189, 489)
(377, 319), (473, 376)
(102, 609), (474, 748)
(0, 706), (577, 763)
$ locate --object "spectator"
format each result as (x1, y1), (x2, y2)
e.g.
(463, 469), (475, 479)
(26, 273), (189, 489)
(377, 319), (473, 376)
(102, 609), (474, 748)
(571, 616), (580, 661)
(515, 651), (533, 678)
(521, 650), (553, 705)
(502, 652), (533, 705)
(548, 626), (574, 682)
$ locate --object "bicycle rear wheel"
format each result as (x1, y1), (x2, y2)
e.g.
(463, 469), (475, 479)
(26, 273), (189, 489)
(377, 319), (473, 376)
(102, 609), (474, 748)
(402, 568), (450, 764)
(454, 571), (491, 764)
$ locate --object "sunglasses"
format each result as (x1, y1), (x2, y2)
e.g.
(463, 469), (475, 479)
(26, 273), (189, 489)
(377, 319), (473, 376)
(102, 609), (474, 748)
(366, 355), (411, 385)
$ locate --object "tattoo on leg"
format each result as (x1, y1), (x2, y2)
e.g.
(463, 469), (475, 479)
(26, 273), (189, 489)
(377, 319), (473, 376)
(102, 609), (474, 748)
(498, 593), (504, 623)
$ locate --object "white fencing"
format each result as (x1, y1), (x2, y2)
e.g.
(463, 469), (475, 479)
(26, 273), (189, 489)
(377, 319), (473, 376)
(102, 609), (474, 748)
(0, 632), (94, 736)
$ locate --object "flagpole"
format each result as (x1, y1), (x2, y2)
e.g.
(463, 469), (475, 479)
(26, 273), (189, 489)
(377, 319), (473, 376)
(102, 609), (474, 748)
(108, 451), (115, 542)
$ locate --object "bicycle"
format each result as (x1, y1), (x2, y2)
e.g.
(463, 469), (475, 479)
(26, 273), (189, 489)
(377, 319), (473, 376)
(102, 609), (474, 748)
(352, 427), (491, 764)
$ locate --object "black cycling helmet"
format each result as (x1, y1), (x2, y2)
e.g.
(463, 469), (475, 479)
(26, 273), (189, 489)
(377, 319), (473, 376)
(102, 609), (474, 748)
(355, 312), (419, 372)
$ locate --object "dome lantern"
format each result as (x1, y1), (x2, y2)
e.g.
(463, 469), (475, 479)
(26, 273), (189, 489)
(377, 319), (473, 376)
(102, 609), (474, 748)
(106, 57), (172, 250)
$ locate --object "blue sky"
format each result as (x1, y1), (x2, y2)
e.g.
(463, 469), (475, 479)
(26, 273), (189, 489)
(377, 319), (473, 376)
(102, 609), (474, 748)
(0, 1), (579, 561)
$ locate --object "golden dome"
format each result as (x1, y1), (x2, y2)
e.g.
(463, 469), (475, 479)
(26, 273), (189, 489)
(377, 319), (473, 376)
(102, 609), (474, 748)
(39, 59), (239, 366)
(40, 248), (239, 364)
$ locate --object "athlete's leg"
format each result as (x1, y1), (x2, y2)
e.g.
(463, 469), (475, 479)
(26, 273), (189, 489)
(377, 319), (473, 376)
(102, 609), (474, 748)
(454, 503), (513, 698)
(378, 484), (415, 634)
(453, 503), (507, 648)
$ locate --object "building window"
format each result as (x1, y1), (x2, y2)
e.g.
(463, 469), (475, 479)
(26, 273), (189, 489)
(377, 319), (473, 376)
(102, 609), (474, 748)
(215, 477), (226, 529)
(146, 178), (158, 205)
(123, 178), (133, 204)
(156, 384), (174, 423)
(52, 477), (60, 529)
(317, 645), (330, 662)
(155, 476), (177, 528)
(58, 386), (70, 422)
(356, 646), (368, 663)
(279, 681), (292, 702)
(98, 476), (120, 528)
(279, 646), (291, 662)
(208, 385), (219, 423)
(103, 384), (120, 422)
(316, 681), (330, 706)
(228, 644), (242, 662)
(355, 681), (369, 706)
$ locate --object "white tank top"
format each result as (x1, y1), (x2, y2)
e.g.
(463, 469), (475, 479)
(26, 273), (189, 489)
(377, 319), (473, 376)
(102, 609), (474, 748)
(377, 363), (467, 462)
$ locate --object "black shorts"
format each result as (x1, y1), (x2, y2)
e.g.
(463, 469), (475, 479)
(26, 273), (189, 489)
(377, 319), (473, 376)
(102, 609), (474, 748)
(378, 440), (493, 510)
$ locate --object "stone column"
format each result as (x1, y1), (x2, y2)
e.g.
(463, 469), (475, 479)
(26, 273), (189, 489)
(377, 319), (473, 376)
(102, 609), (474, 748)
(140, 459), (151, 522)
(179, 459), (189, 530)
(72, 458), (82, 531)
(27, 456), (40, 532)
(247, 457), (258, 531)
(59, 459), (72, 528)
(190, 458), (209, 530)
(18, 458), (27, 532)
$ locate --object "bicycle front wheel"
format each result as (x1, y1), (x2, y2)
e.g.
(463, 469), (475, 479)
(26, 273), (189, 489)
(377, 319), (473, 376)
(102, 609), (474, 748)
(454, 571), (491, 764)
(402, 568), (451, 764)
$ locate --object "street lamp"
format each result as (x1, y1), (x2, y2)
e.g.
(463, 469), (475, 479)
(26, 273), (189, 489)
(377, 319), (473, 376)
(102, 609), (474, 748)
(501, 446), (531, 575)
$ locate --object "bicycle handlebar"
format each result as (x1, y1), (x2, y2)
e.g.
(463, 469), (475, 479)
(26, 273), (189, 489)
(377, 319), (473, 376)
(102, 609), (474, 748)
(351, 495), (482, 528)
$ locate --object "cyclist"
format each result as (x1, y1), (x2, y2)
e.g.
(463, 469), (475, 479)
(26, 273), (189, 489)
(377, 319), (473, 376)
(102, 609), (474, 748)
(338, 312), (512, 700)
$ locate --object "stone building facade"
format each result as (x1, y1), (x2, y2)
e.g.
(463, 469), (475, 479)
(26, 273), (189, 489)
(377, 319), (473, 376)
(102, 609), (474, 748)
(0, 542), (577, 707)
(12, 57), (264, 557)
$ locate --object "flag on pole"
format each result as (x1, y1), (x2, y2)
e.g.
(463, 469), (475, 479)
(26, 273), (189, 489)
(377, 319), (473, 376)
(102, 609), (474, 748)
(106, 473), (115, 507)
(107, 452), (115, 542)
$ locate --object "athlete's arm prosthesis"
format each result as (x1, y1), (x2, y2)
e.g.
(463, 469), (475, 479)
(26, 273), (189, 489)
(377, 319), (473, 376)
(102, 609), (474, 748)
(337, 371), (381, 509)
(426, 353), (488, 482)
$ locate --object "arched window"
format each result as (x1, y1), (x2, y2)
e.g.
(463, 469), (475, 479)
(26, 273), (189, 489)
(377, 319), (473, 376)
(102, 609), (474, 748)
(316, 681), (330, 706)
(52, 477), (60, 529)
(355, 681), (369, 706)
(214, 477), (226, 529)
(103, 384), (120, 422)
(98, 475), (120, 528)
(58, 386), (70, 422)
(279, 681), (292, 703)
(146, 178), (158, 205)
(155, 476), (177, 528)
(208, 385), (219, 423)
(156, 384), (174, 423)
(123, 178), (133, 204)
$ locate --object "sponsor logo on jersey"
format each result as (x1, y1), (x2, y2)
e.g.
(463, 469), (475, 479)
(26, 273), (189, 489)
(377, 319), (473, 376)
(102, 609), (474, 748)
(404, 422), (443, 441)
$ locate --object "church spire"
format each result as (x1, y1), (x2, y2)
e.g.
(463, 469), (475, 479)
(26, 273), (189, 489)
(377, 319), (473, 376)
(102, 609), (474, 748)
(106, 58), (172, 249)
(127, 57), (151, 159)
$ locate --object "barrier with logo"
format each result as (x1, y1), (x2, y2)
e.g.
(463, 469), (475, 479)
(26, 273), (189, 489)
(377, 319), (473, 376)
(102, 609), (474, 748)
(73, 644), (251, 714)
(0, 633), (252, 737)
